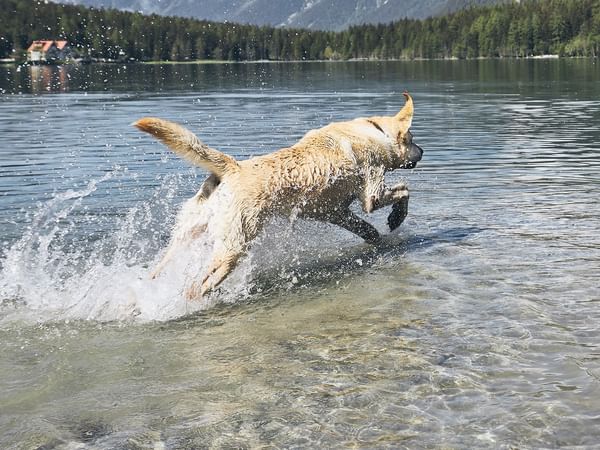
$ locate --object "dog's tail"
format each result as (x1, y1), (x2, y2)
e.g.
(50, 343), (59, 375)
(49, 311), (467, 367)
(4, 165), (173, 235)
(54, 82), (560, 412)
(133, 117), (239, 178)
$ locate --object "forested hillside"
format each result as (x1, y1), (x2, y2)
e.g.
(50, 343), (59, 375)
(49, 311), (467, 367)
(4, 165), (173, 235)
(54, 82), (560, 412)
(1, 0), (599, 61)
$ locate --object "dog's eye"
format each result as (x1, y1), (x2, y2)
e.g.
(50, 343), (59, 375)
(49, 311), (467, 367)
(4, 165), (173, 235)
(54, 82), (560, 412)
(403, 131), (413, 144)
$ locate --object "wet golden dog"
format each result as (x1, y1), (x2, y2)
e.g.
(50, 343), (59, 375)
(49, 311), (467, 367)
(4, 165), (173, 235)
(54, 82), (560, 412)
(134, 93), (423, 298)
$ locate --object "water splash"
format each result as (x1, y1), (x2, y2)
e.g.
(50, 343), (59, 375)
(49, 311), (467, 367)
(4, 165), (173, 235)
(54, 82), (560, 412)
(0, 172), (230, 323)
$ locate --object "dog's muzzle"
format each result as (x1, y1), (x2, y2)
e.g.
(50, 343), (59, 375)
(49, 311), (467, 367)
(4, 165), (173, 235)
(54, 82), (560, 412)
(404, 143), (423, 169)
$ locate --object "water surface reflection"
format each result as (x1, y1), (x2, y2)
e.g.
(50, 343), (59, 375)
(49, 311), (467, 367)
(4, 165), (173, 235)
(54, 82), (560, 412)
(0, 60), (599, 448)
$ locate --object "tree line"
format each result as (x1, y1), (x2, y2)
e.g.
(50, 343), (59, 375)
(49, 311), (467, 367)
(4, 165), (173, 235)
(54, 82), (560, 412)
(1, 0), (599, 61)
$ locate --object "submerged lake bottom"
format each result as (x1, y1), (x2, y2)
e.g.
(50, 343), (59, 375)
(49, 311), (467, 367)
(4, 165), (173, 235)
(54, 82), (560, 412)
(1, 60), (599, 448)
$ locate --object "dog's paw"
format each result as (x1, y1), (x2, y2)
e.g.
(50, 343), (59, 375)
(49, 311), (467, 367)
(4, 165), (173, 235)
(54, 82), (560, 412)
(390, 183), (409, 202)
(391, 182), (408, 190)
(387, 196), (409, 231)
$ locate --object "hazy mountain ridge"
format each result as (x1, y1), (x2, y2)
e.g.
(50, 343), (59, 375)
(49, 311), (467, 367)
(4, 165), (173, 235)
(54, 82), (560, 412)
(52, 0), (505, 30)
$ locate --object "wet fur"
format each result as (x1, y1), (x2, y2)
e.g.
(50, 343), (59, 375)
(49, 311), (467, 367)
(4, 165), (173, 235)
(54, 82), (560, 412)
(134, 93), (423, 298)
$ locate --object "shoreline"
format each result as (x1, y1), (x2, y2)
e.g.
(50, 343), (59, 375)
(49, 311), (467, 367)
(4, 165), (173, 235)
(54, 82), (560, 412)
(3, 54), (588, 66)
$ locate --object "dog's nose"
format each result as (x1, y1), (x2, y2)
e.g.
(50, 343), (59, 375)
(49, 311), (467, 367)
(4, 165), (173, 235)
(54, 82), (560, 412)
(409, 143), (423, 163)
(402, 143), (423, 169)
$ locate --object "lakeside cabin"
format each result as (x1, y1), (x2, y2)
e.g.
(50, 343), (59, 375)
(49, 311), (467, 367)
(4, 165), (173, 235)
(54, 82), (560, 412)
(27, 40), (72, 63)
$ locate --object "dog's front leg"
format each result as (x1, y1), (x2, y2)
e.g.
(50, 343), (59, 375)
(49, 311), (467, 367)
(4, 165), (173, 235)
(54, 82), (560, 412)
(329, 210), (381, 244)
(366, 182), (409, 211)
(360, 167), (410, 231)
(361, 167), (409, 213)
(387, 194), (409, 231)
(374, 183), (410, 231)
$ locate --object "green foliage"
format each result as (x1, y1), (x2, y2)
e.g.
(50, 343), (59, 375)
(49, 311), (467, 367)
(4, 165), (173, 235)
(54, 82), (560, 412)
(1, 0), (599, 61)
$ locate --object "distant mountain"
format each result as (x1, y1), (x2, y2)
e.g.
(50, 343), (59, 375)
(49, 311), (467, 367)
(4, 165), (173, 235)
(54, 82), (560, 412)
(52, 0), (506, 30)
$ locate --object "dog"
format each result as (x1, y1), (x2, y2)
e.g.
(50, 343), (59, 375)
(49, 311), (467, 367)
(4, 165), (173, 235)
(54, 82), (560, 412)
(134, 92), (423, 299)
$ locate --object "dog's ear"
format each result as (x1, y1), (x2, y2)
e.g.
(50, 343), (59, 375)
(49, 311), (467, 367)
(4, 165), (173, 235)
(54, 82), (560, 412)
(394, 92), (414, 131)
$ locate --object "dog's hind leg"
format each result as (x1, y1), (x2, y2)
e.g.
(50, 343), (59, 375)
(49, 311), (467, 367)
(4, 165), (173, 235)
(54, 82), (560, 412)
(150, 222), (208, 279)
(150, 245), (178, 279)
(201, 250), (241, 296)
(185, 249), (242, 299)
(150, 175), (219, 280)
(328, 210), (381, 244)
(186, 212), (252, 299)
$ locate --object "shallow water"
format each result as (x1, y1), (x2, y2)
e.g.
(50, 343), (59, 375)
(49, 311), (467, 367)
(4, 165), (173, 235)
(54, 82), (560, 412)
(1, 60), (599, 448)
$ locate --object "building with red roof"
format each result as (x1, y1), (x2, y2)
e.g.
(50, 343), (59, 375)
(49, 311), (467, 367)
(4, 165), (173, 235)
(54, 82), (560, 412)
(27, 40), (72, 63)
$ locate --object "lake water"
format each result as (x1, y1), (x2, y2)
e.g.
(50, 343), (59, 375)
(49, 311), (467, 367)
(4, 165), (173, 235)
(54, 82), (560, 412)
(1, 60), (599, 448)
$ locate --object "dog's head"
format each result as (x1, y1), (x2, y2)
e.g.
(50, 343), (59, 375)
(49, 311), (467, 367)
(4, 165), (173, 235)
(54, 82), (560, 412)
(369, 92), (423, 170)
